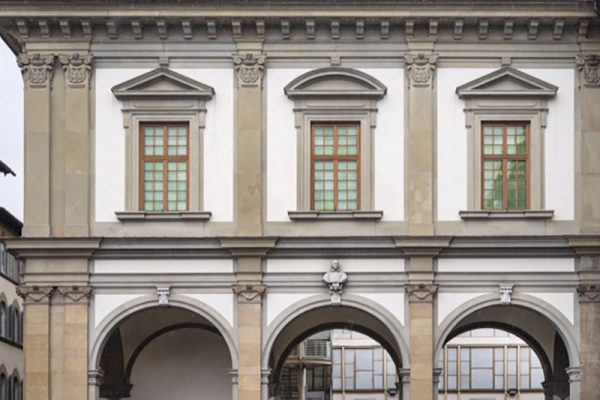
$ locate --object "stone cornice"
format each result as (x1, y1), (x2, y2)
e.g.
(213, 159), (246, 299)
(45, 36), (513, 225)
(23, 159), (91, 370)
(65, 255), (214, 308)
(219, 238), (277, 257)
(3, 238), (101, 259)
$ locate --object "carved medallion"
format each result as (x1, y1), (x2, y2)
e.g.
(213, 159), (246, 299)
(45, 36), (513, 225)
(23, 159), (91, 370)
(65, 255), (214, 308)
(233, 53), (266, 87)
(17, 53), (55, 88)
(59, 53), (93, 88)
(404, 53), (438, 88)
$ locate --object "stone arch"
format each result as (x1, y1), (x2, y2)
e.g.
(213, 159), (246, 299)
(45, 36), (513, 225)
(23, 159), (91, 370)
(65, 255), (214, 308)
(263, 293), (409, 386)
(90, 293), (238, 372)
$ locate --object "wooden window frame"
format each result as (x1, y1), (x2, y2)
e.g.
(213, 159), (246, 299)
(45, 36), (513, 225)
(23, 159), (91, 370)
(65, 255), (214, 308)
(310, 122), (361, 212)
(139, 122), (190, 212)
(480, 121), (530, 211)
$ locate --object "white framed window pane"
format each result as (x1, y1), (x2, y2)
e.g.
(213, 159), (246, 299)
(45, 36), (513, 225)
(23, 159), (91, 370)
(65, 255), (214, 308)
(472, 369), (493, 389)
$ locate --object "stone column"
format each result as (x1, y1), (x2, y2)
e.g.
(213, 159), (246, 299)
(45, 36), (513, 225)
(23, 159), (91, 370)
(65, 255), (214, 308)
(87, 369), (104, 400)
(567, 367), (582, 400)
(17, 54), (55, 237)
(576, 281), (600, 400)
(233, 44), (265, 236)
(59, 54), (93, 237)
(404, 51), (437, 236)
(16, 285), (54, 400)
(399, 368), (410, 400)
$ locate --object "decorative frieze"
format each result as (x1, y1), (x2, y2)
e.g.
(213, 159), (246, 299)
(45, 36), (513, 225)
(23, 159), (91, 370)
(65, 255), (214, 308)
(233, 52), (266, 88)
(404, 53), (438, 88)
(577, 54), (600, 88)
(576, 284), (600, 303)
(16, 285), (54, 304)
(59, 53), (93, 88)
(232, 284), (266, 303)
(405, 284), (438, 303)
(17, 53), (55, 89)
(57, 285), (93, 303)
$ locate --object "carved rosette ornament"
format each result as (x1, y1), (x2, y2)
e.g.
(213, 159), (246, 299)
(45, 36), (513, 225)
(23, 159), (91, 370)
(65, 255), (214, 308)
(57, 285), (93, 303)
(405, 284), (438, 303)
(233, 53), (266, 88)
(59, 53), (93, 88)
(16, 285), (54, 304)
(576, 284), (600, 303)
(232, 284), (266, 303)
(404, 53), (438, 88)
(17, 53), (55, 88)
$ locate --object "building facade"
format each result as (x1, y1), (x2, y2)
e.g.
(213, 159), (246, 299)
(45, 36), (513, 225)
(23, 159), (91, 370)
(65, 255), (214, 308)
(0, 1), (599, 400)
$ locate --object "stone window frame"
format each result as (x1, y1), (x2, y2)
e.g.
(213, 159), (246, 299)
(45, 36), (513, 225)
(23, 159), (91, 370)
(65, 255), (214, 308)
(456, 67), (557, 220)
(283, 67), (387, 221)
(111, 68), (214, 221)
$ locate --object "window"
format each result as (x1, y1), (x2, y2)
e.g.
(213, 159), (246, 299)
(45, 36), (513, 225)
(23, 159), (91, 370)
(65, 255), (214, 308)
(112, 68), (214, 221)
(140, 123), (189, 212)
(481, 122), (529, 210)
(312, 123), (360, 211)
(456, 67), (557, 219)
(284, 67), (386, 220)
(332, 347), (397, 393)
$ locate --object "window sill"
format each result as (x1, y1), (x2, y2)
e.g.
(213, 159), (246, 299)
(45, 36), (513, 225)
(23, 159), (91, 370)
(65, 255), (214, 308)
(288, 210), (383, 221)
(0, 335), (23, 349)
(115, 211), (212, 222)
(459, 210), (554, 220)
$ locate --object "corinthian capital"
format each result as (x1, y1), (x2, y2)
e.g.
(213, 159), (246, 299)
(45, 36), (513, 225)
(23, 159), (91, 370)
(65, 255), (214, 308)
(404, 53), (438, 88)
(576, 54), (600, 87)
(17, 53), (55, 88)
(233, 52), (266, 88)
(59, 53), (93, 88)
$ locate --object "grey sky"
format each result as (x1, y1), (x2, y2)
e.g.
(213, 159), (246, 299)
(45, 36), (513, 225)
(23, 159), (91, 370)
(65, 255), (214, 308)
(0, 39), (23, 220)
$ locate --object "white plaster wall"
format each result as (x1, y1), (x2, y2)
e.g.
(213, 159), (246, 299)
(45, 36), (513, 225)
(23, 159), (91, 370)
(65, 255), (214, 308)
(93, 293), (144, 328)
(128, 328), (232, 400)
(266, 258), (405, 273)
(266, 68), (405, 221)
(94, 68), (234, 222)
(182, 293), (234, 328)
(437, 68), (575, 221)
(355, 292), (405, 326)
(267, 292), (316, 326)
(437, 258), (574, 273)
(526, 292), (574, 325)
(93, 259), (234, 274)
(437, 292), (488, 325)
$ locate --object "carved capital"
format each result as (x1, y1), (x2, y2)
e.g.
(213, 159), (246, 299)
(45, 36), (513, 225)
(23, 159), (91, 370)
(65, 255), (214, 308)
(577, 54), (600, 87)
(88, 369), (104, 386)
(576, 284), (600, 303)
(16, 285), (54, 304)
(566, 366), (581, 383)
(405, 284), (438, 303)
(59, 53), (93, 88)
(232, 284), (266, 303)
(404, 53), (438, 88)
(57, 285), (93, 303)
(17, 53), (55, 88)
(233, 52), (266, 88)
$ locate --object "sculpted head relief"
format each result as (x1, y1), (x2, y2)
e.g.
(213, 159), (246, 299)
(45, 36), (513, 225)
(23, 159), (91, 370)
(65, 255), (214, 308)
(323, 259), (348, 304)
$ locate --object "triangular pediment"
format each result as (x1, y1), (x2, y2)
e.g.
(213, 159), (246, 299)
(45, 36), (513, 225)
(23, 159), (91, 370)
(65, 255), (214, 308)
(456, 67), (557, 99)
(285, 67), (387, 99)
(112, 68), (214, 100)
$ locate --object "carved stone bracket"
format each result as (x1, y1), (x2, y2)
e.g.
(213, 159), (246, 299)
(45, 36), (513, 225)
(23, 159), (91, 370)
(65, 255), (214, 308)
(232, 284), (266, 303)
(405, 284), (438, 303)
(59, 53), (93, 88)
(577, 54), (600, 88)
(233, 52), (266, 88)
(499, 284), (514, 305)
(576, 284), (600, 303)
(404, 53), (438, 88)
(16, 285), (54, 304)
(17, 53), (55, 88)
(57, 285), (93, 303)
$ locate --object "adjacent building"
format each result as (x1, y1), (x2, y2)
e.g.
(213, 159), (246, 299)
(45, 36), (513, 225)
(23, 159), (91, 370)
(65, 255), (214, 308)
(0, 1), (598, 400)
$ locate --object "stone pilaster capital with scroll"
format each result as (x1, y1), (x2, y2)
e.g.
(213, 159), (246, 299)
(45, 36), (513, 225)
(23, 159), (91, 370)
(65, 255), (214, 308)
(16, 285), (54, 304)
(576, 284), (600, 303)
(232, 283), (266, 303)
(17, 53), (55, 89)
(405, 283), (438, 303)
(404, 53), (438, 88)
(57, 285), (93, 303)
(233, 52), (266, 88)
(576, 54), (600, 88)
(59, 53), (93, 88)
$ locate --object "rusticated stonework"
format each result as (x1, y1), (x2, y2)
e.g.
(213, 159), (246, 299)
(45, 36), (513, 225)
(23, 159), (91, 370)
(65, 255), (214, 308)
(232, 284), (266, 303)
(404, 53), (438, 88)
(17, 53), (55, 88)
(577, 284), (600, 303)
(57, 285), (93, 303)
(405, 284), (438, 303)
(16, 285), (54, 304)
(577, 54), (600, 87)
(59, 53), (93, 88)
(233, 53), (266, 88)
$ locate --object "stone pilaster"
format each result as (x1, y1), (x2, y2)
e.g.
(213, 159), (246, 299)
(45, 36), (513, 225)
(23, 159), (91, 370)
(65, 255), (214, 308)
(233, 45), (265, 236)
(16, 285), (54, 400)
(18, 53), (55, 237)
(404, 51), (438, 235)
(577, 282), (600, 400)
(58, 53), (93, 237)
